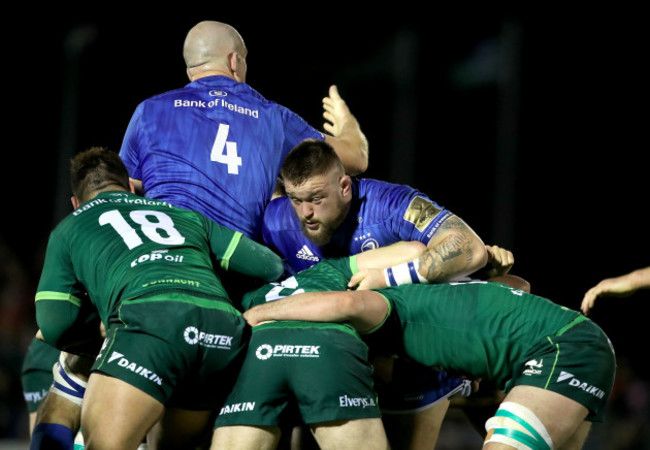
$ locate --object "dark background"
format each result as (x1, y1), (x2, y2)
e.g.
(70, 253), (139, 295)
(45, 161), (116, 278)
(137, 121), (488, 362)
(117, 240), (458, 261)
(1, 7), (648, 445)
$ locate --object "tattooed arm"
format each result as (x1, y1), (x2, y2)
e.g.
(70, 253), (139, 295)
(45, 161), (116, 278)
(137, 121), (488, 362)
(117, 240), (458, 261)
(349, 215), (487, 290)
(419, 215), (488, 283)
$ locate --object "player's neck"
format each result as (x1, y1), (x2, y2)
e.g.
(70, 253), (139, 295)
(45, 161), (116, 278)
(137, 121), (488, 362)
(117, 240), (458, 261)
(190, 70), (236, 82)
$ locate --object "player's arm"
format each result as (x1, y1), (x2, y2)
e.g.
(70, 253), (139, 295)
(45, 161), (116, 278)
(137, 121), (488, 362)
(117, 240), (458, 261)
(35, 232), (104, 356)
(350, 216), (488, 290)
(209, 224), (284, 282)
(581, 266), (650, 315)
(349, 241), (427, 290)
(129, 178), (144, 196)
(322, 85), (369, 175)
(356, 241), (428, 271)
(119, 102), (146, 195)
(243, 289), (388, 333)
(35, 294), (96, 352)
(419, 214), (488, 282)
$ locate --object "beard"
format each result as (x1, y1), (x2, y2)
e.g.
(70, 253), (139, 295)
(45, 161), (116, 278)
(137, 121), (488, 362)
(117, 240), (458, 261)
(300, 220), (337, 246)
(299, 206), (348, 246)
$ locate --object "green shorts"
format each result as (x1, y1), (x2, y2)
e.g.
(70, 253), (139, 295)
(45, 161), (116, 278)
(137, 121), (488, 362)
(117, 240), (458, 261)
(93, 294), (248, 410)
(507, 316), (616, 422)
(214, 321), (380, 428)
(21, 338), (60, 412)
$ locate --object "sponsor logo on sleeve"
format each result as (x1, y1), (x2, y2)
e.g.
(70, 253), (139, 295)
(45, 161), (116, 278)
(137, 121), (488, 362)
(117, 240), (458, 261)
(403, 197), (443, 232)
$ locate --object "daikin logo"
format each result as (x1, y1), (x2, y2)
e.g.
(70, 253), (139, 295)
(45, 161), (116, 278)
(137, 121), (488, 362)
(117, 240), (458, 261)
(556, 371), (605, 399)
(220, 401), (255, 415)
(107, 352), (162, 386)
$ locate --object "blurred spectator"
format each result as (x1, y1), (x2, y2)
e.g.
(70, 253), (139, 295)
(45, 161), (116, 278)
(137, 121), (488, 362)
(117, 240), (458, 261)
(1, 237), (37, 440)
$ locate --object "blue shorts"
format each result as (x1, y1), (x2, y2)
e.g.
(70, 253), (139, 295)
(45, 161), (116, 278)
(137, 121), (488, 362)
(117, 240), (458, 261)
(375, 357), (470, 414)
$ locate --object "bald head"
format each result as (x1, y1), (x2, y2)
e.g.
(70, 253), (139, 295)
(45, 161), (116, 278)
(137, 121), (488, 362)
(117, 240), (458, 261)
(183, 21), (247, 82)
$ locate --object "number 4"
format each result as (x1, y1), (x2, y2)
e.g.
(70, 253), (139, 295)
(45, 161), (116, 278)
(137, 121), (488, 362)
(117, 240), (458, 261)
(210, 124), (242, 174)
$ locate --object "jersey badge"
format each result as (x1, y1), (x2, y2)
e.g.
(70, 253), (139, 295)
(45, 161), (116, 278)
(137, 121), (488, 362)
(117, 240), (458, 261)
(403, 196), (443, 232)
(360, 238), (379, 252)
(522, 358), (543, 376)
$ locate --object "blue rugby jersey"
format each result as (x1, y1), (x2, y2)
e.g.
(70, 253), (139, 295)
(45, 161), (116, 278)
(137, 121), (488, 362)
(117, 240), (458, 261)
(120, 75), (324, 240)
(262, 178), (453, 274)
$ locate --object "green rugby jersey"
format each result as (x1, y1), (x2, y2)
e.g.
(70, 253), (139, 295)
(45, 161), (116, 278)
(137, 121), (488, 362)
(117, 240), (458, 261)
(373, 280), (582, 389)
(36, 191), (282, 332)
(242, 256), (356, 309)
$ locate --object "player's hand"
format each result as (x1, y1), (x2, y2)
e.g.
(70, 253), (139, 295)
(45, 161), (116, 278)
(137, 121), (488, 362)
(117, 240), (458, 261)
(348, 268), (387, 291)
(581, 277), (636, 315)
(243, 308), (259, 327)
(485, 245), (515, 277)
(322, 85), (352, 137)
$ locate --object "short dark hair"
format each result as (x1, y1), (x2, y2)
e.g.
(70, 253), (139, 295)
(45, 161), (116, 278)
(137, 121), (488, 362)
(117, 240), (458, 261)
(70, 147), (130, 203)
(280, 139), (344, 186)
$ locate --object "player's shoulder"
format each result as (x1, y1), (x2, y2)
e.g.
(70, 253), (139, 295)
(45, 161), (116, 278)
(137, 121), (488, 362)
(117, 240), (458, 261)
(357, 178), (422, 210)
(139, 84), (193, 104)
(358, 178), (416, 197)
(240, 83), (276, 104)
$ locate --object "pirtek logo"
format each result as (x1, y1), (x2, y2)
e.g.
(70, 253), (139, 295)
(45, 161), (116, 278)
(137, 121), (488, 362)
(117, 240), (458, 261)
(184, 326), (233, 349)
(556, 371), (605, 399)
(255, 344), (320, 360)
(108, 352), (163, 386)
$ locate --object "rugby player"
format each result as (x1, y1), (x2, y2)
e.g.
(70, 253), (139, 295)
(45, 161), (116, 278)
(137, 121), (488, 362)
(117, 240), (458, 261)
(212, 241), (436, 449)
(33, 147), (284, 449)
(244, 266), (617, 449)
(262, 138), (493, 447)
(119, 21), (369, 243)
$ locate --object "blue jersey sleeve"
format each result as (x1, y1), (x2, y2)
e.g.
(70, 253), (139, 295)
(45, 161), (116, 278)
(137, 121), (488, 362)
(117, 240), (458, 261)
(352, 179), (453, 248)
(375, 184), (453, 246)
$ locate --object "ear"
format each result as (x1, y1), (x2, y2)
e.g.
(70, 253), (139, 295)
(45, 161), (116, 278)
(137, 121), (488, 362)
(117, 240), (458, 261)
(129, 180), (136, 194)
(228, 52), (239, 74)
(70, 195), (81, 210)
(340, 175), (352, 198)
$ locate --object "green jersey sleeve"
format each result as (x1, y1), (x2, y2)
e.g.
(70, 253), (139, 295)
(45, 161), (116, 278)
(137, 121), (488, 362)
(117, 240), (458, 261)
(205, 219), (283, 282)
